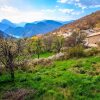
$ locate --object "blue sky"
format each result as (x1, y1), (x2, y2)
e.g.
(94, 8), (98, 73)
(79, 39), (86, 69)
(0, 0), (100, 23)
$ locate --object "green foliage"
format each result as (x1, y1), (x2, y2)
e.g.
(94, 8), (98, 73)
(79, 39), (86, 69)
(32, 52), (54, 58)
(0, 56), (100, 100)
(85, 48), (100, 56)
(67, 45), (85, 58)
(52, 36), (64, 53)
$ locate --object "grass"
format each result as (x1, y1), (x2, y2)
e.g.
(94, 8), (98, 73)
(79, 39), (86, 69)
(32, 52), (54, 58)
(0, 56), (100, 100)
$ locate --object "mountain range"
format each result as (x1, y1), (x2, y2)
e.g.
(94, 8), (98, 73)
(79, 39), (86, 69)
(1, 10), (99, 38)
(0, 30), (13, 38)
(0, 19), (73, 38)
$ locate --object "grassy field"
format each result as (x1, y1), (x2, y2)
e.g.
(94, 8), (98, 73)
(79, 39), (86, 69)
(0, 56), (100, 100)
(32, 52), (54, 58)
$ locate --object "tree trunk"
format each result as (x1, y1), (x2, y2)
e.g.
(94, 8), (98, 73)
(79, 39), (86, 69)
(9, 63), (15, 82)
(10, 69), (14, 82)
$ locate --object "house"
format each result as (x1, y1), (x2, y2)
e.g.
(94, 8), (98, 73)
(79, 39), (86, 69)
(86, 32), (100, 47)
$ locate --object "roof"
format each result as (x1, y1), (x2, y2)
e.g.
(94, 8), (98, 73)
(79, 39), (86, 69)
(87, 32), (100, 37)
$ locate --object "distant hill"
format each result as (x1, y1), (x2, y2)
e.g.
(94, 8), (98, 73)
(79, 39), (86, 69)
(5, 26), (25, 37)
(0, 19), (73, 38)
(0, 19), (16, 32)
(1, 19), (16, 28)
(0, 23), (9, 31)
(3, 20), (65, 37)
(0, 30), (12, 38)
(23, 20), (63, 37)
(51, 10), (100, 35)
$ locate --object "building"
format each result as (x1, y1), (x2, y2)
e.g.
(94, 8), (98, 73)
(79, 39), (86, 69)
(86, 32), (100, 47)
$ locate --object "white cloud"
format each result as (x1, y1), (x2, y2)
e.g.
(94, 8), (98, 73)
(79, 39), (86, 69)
(71, 10), (84, 15)
(41, 9), (56, 13)
(57, 0), (79, 4)
(58, 8), (83, 16)
(58, 8), (74, 14)
(57, 0), (100, 9)
(0, 6), (45, 23)
(57, 0), (68, 3)
(0, 0), (88, 23)
(0, 0), (16, 6)
(75, 2), (87, 10)
(89, 5), (100, 8)
(0, 5), (76, 23)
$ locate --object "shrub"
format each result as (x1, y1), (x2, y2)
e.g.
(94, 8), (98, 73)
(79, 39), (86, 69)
(2, 89), (34, 100)
(72, 61), (83, 68)
(67, 45), (85, 58)
(0, 65), (6, 75)
(85, 48), (100, 56)
(19, 58), (53, 72)
(91, 63), (100, 75)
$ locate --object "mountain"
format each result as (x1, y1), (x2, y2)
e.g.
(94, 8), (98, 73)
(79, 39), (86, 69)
(0, 30), (5, 38)
(0, 30), (12, 38)
(1, 19), (16, 28)
(0, 23), (9, 31)
(4, 20), (65, 37)
(52, 10), (100, 35)
(0, 19), (16, 32)
(5, 27), (25, 37)
(0, 19), (73, 37)
(23, 20), (63, 37)
(1, 10), (99, 38)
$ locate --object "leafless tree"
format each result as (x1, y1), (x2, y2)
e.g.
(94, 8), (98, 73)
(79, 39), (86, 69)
(42, 35), (53, 52)
(0, 39), (18, 81)
(36, 39), (42, 59)
(53, 36), (64, 53)
(64, 30), (86, 47)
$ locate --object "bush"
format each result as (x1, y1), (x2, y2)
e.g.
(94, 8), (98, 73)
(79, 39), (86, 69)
(67, 45), (85, 58)
(19, 58), (53, 72)
(85, 48), (100, 56)
(0, 65), (6, 75)
(91, 63), (100, 75)
(73, 61), (83, 68)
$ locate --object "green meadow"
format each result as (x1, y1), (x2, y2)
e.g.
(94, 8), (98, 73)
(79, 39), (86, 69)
(0, 56), (100, 100)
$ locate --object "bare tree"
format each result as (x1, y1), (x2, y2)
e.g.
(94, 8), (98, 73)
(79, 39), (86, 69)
(53, 36), (64, 53)
(16, 39), (26, 63)
(64, 30), (86, 47)
(36, 39), (42, 59)
(42, 35), (53, 52)
(0, 39), (18, 81)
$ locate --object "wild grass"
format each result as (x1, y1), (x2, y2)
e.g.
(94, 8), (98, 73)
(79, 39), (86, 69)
(0, 56), (100, 100)
(32, 52), (54, 58)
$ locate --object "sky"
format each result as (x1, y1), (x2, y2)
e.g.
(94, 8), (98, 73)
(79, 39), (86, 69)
(0, 0), (100, 23)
